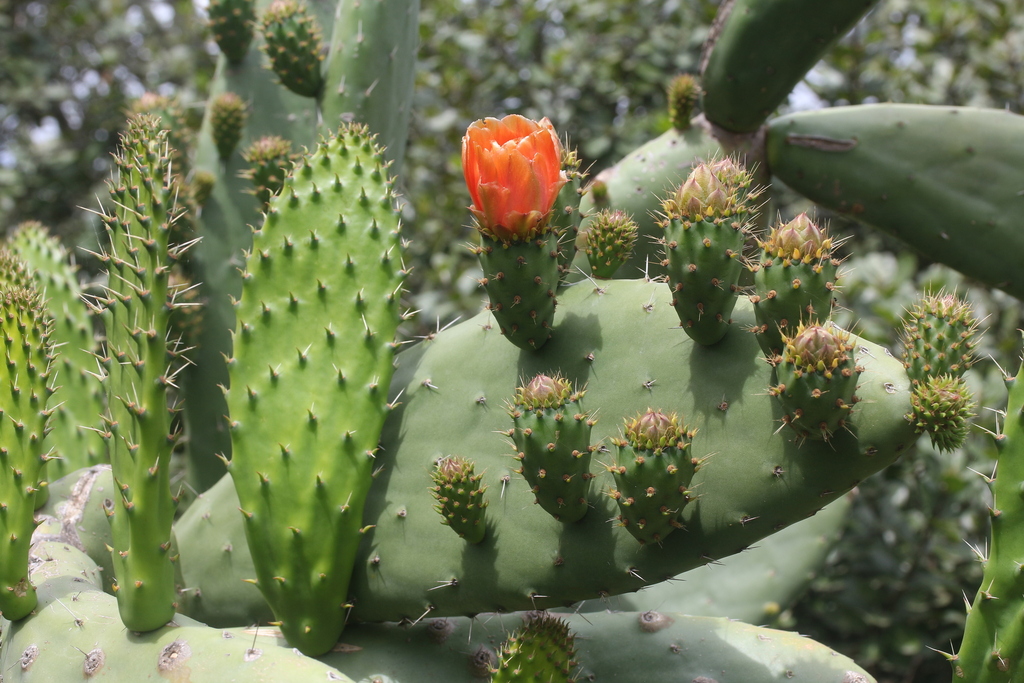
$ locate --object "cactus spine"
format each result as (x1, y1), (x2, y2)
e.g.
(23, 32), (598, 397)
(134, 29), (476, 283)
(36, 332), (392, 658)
(0, 286), (54, 620)
(225, 124), (405, 656)
(97, 114), (186, 632)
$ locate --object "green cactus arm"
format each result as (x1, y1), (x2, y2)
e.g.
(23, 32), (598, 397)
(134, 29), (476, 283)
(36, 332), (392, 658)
(765, 104), (1024, 300)
(320, 0), (420, 173)
(7, 222), (107, 478)
(952, 357), (1024, 681)
(225, 125), (405, 656)
(700, 0), (881, 133)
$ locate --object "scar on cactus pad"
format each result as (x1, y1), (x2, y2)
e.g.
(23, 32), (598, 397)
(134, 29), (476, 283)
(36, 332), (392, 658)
(508, 373), (596, 523)
(430, 456), (489, 544)
(770, 323), (863, 443)
(608, 410), (701, 545)
(463, 115), (568, 351)
(659, 157), (762, 346)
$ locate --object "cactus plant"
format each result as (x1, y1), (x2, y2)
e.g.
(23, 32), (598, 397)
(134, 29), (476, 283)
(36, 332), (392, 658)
(9, 1), (1024, 682)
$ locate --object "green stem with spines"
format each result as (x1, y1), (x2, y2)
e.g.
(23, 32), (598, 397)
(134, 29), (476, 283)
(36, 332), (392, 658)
(100, 114), (182, 632)
(953, 356), (1024, 681)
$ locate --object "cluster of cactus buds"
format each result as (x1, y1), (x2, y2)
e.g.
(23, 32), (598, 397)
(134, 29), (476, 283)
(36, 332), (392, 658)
(508, 374), (596, 522)
(769, 323), (862, 442)
(430, 456), (489, 544)
(491, 613), (578, 683)
(608, 410), (700, 545)
(751, 213), (840, 358)
(660, 158), (760, 345)
(585, 209), (638, 279)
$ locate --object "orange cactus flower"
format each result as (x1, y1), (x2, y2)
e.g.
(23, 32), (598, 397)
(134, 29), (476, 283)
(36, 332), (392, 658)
(462, 115), (567, 242)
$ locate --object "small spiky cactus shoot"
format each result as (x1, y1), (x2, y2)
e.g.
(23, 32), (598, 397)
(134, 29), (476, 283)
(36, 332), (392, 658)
(584, 210), (638, 279)
(240, 135), (295, 211)
(207, 0), (257, 64)
(660, 158), (759, 346)
(226, 124), (405, 656)
(608, 410), (699, 545)
(210, 91), (248, 161)
(430, 456), (489, 543)
(769, 323), (863, 442)
(491, 613), (579, 683)
(508, 374), (596, 523)
(0, 286), (55, 620)
(751, 213), (840, 359)
(127, 92), (193, 175)
(908, 374), (975, 452)
(259, 0), (325, 98)
(547, 146), (587, 284)
(667, 73), (700, 131)
(901, 291), (978, 385)
(98, 114), (189, 632)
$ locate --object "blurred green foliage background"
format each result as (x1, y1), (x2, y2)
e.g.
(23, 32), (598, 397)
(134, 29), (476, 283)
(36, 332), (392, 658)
(3, 1), (1024, 681)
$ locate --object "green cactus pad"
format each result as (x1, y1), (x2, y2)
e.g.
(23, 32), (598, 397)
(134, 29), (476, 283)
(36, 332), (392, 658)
(491, 612), (578, 683)
(430, 456), (489, 544)
(955, 358), (1024, 681)
(751, 213), (840, 358)
(0, 541), (354, 682)
(342, 278), (916, 622)
(770, 323), (862, 441)
(766, 104), (1024, 300)
(0, 286), (55, 620)
(259, 0), (325, 98)
(900, 291), (978, 385)
(701, 0), (882, 133)
(225, 124), (405, 655)
(208, 0), (257, 64)
(319, 0), (420, 172)
(210, 91), (248, 161)
(474, 231), (560, 351)
(509, 375), (595, 523)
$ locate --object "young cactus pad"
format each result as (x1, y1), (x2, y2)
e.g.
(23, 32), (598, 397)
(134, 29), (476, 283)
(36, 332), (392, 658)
(225, 124), (405, 656)
(430, 456), (489, 544)
(509, 374), (596, 523)
(0, 286), (54, 620)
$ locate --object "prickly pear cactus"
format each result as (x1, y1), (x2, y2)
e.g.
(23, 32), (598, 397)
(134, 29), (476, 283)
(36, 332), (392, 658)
(751, 213), (840, 358)
(660, 159), (758, 345)
(608, 410), (700, 545)
(490, 612), (578, 683)
(584, 210), (638, 279)
(509, 374), (596, 523)
(901, 291), (979, 384)
(97, 114), (188, 632)
(207, 0), (257, 64)
(430, 456), (489, 544)
(769, 323), (862, 442)
(225, 124), (405, 655)
(0, 286), (55, 620)
(259, 0), (325, 98)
